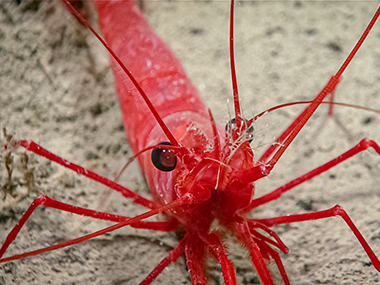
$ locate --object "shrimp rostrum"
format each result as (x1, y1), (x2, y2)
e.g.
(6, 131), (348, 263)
(1, 0), (380, 284)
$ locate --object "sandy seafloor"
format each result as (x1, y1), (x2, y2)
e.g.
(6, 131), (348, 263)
(1, 0), (380, 284)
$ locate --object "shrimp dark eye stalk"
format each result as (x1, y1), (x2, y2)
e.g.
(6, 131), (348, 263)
(1, 1), (380, 285)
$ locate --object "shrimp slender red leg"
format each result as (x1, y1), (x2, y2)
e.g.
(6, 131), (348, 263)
(254, 239), (290, 285)
(0, 198), (187, 264)
(185, 233), (207, 285)
(138, 239), (186, 285)
(253, 205), (380, 271)
(236, 223), (275, 285)
(6, 140), (155, 209)
(0, 195), (177, 262)
(204, 232), (237, 285)
(141, 232), (237, 285)
(247, 138), (380, 210)
(248, 222), (289, 254)
(244, 222), (291, 283)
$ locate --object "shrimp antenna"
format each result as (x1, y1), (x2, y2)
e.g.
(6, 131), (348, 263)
(229, 0), (242, 128)
(62, 0), (179, 147)
(253, 101), (380, 121)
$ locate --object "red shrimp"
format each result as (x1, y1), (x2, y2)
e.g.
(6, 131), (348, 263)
(1, 1), (380, 284)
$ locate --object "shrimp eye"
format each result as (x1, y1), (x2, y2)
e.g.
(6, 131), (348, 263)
(246, 125), (254, 143)
(151, 142), (177, 172)
(225, 118), (255, 143)
(225, 117), (237, 134)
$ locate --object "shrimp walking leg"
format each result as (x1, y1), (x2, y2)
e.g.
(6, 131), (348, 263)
(247, 138), (380, 210)
(143, 231), (237, 285)
(252, 205), (380, 271)
(185, 233), (207, 285)
(203, 232), (237, 285)
(236, 223), (276, 284)
(253, 239), (290, 285)
(0, 198), (186, 264)
(7, 140), (155, 209)
(0, 195), (176, 262)
(139, 240), (186, 285)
